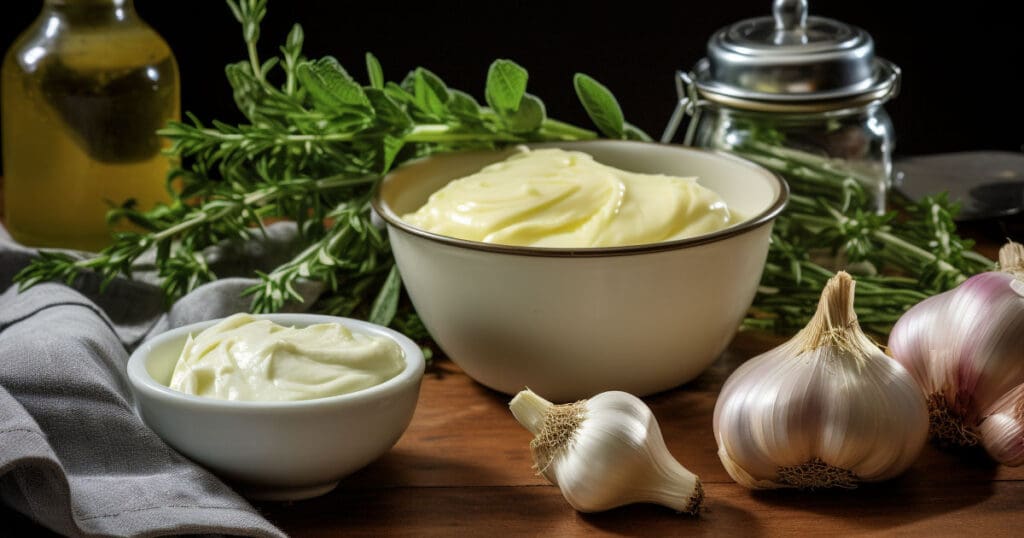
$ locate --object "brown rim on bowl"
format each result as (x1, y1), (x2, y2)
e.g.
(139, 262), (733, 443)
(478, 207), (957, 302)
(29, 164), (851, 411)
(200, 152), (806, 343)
(372, 141), (790, 257)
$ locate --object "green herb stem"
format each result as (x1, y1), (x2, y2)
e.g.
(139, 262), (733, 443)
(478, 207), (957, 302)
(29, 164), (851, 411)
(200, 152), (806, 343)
(732, 131), (992, 333)
(15, 0), (636, 322)
(538, 118), (599, 140)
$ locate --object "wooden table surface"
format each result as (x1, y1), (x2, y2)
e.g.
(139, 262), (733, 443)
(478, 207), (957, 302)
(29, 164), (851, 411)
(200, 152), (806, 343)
(248, 327), (1024, 537)
(3, 178), (1023, 536)
(246, 233), (1024, 536)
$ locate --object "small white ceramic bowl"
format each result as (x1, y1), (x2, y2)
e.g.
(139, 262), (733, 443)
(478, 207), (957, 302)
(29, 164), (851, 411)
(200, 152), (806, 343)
(373, 141), (787, 402)
(127, 313), (425, 501)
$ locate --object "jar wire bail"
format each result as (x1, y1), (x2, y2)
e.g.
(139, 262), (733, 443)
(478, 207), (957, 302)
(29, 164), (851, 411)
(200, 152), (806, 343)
(661, 71), (704, 145)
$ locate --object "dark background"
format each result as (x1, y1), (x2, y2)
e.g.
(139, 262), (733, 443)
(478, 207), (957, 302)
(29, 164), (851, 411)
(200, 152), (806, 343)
(2, 0), (1022, 167)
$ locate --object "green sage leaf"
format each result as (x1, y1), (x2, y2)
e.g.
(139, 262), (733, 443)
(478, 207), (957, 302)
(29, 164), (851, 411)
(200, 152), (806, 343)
(384, 81), (414, 105)
(502, 93), (545, 134)
(449, 89), (482, 121)
(379, 135), (405, 172)
(366, 52), (384, 90)
(574, 73), (624, 138)
(486, 59), (528, 113)
(366, 88), (412, 133)
(413, 67), (450, 116)
(296, 56), (372, 115)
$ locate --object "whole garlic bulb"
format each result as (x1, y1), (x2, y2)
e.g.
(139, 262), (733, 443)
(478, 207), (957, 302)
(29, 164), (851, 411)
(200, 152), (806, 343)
(714, 271), (928, 489)
(889, 241), (1024, 463)
(509, 389), (703, 513)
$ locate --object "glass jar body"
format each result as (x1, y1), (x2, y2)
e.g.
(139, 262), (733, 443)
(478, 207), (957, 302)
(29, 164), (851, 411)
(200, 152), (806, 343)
(687, 103), (894, 213)
(2, 0), (179, 251)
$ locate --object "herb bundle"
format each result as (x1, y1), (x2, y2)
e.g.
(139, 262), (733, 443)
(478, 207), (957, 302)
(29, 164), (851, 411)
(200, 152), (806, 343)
(14, 0), (641, 331)
(14, 0), (992, 338)
(735, 136), (993, 334)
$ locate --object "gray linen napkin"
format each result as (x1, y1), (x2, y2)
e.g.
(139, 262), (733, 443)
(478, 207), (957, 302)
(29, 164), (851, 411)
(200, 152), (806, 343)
(0, 222), (322, 537)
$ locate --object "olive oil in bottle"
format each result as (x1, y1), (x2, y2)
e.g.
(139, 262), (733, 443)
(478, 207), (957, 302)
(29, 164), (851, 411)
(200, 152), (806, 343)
(2, 0), (179, 251)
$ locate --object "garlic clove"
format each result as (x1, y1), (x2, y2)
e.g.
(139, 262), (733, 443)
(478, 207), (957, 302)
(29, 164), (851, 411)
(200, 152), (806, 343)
(946, 273), (1024, 415)
(979, 382), (1024, 466)
(714, 344), (825, 486)
(883, 293), (949, 402)
(509, 389), (703, 514)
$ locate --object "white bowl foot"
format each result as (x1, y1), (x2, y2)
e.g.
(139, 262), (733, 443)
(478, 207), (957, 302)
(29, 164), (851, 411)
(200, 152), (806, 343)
(239, 481), (339, 501)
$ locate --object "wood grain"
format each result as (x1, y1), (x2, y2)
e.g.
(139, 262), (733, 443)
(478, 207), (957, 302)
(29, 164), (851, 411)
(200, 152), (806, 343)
(258, 482), (1024, 537)
(2, 179), (1021, 535)
(251, 330), (1024, 536)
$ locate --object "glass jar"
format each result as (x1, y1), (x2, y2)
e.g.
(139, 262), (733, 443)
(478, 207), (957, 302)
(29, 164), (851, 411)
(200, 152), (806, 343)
(2, 0), (179, 251)
(687, 101), (895, 212)
(663, 0), (900, 214)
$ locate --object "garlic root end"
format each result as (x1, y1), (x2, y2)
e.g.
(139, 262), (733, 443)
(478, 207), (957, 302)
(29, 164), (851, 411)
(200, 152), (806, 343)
(776, 458), (859, 489)
(682, 480), (704, 515)
(927, 393), (980, 447)
(650, 458), (704, 514)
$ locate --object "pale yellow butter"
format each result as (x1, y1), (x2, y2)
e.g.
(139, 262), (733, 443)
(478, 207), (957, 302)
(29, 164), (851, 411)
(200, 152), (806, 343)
(168, 314), (405, 401)
(402, 148), (735, 247)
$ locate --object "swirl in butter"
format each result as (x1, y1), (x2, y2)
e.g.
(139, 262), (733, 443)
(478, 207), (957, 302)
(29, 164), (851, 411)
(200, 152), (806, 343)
(401, 148), (735, 247)
(168, 314), (405, 401)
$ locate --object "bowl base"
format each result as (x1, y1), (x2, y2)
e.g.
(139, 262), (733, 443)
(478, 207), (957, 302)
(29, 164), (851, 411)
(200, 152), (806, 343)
(239, 481), (339, 501)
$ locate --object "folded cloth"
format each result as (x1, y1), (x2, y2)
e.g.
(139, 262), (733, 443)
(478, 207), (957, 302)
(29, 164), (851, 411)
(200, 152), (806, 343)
(0, 223), (321, 537)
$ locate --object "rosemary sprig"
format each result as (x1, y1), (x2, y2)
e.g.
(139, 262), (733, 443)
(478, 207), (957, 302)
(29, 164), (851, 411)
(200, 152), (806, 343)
(734, 136), (994, 334)
(13, 0), (633, 329)
(245, 195), (386, 315)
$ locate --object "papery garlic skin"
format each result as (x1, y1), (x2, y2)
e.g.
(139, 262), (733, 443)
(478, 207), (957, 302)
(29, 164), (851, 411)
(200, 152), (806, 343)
(509, 389), (702, 513)
(978, 382), (1024, 466)
(714, 272), (929, 489)
(889, 242), (1024, 461)
(889, 272), (1024, 430)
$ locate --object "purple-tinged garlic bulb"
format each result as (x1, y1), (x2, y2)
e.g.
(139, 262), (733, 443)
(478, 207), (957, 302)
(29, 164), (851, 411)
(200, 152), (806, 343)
(889, 241), (1024, 464)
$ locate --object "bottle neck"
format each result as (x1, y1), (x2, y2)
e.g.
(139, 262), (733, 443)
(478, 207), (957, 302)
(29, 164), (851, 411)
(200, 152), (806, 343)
(41, 0), (139, 26)
(45, 0), (133, 6)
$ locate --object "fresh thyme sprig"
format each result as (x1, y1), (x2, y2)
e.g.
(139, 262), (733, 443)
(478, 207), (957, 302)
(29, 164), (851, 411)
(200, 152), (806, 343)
(14, 0), (634, 328)
(245, 194), (387, 316)
(735, 137), (994, 334)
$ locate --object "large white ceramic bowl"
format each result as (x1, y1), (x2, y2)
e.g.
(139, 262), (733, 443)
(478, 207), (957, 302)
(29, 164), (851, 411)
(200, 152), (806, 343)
(373, 140), (787, 402)
(126, 314), (425, 501)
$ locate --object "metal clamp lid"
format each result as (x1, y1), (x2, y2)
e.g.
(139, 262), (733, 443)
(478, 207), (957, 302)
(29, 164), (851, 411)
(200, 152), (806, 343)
(695, 0), (899, 107)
